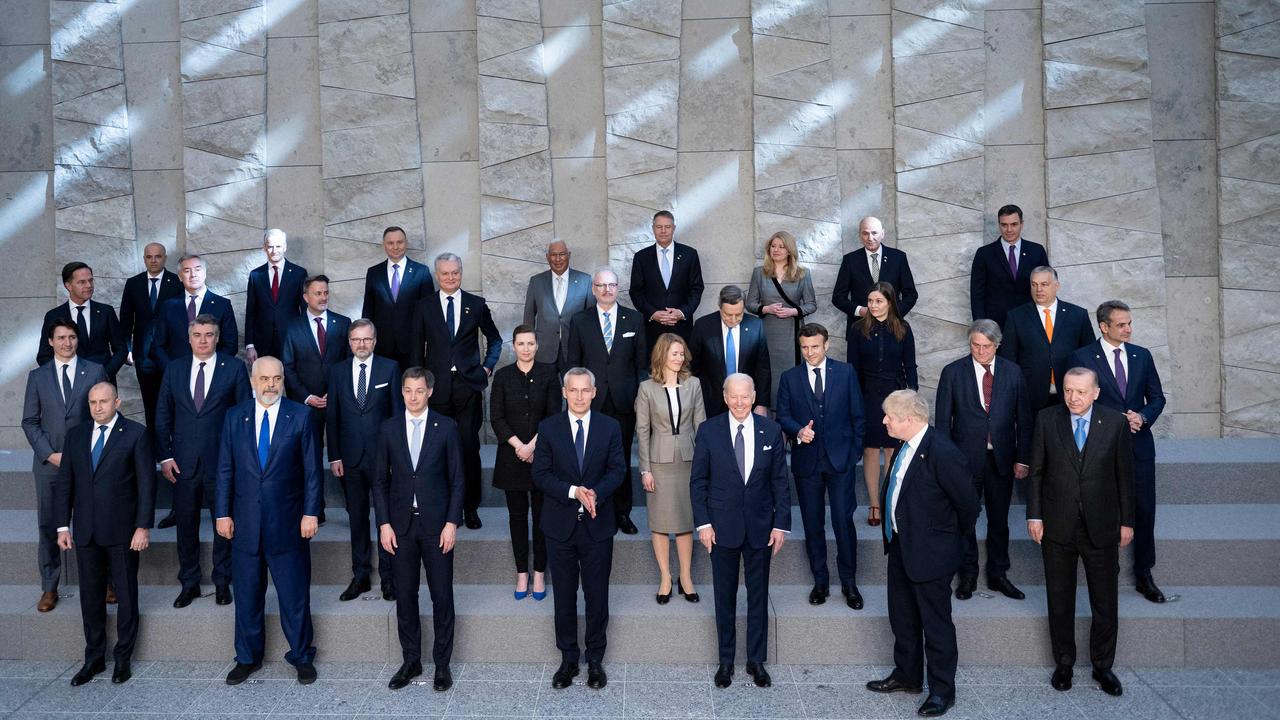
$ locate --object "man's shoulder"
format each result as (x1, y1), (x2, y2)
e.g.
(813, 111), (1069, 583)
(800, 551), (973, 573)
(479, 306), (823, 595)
(692, 311), (719, 333)
(939, 355), (970, 378)
(674, 242), (699, 257)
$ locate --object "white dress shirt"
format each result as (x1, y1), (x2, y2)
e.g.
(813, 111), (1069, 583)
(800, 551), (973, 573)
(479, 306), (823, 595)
(596, 303), (617, 341)
(551, 270), (569, 313)
(386, 258), (405, 290)
(352, 356), (372, 399)
(1100, 338), (1128, 384)
(805, 358), (828, 394)
(439, 290), (461, 334)
(889, 425), (929, 534)
(56, 356), (78, 404)
(405, 408), (430, 507)
(57, 413), (120, 533)
(1001, 238), (1021, 263)
(189, 353), (216, 399)
(67, 299), (91, 337)
(566, 410), (592, 506)
(721, 323), (740, 372)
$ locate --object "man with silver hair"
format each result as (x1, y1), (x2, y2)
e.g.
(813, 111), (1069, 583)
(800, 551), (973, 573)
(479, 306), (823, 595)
(523, 240), (593, 366)
(245, 228), (307, 364)
(934, 319), (1033, 602)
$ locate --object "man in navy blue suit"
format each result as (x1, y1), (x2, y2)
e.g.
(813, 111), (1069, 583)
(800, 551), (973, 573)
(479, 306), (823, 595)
(629, 210), (704, 354)
(998, 266), (1095, 413)
(374, 367), (464, 692)
(215, 357), (322, 686)
(282, 275), (350, 446)
(866, 390), (979, 717)
(691, 373), (791, 689)
(532, 368), (625, 691)
(776, 323), (865, 610)
(327, 319), (402, 602)
(833, 216), (918, 335)
(1071, 300), (1167, 603)
(37, 262), (128, 382)
(155, 314), (251, 608)
(690, 285), (771, 417)
(970, 205), (1050, 329)
(119, 243), (183, 430)
(153, 254), (238, 366)
(935, 319), (1033, 602)
(362, 226), (434, 370)
(245, 229), (307, 364)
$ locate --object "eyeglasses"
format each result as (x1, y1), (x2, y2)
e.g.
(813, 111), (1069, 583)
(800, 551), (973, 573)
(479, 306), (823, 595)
(593, 282), (618, 290)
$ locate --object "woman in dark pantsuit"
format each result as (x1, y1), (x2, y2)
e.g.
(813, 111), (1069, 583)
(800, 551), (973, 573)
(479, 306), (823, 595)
(490, 324), (562, 600)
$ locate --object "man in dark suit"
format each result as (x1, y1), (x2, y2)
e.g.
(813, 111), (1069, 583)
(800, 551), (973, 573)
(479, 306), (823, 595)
(629, 210), (704, 354)
(1027, 367), (1133, 697)
(37, 262), (127, 382)
(935, 319), (1033, 602)
(866, 390), (979, 717)
(373, 367), (464, 692)
(118, 242), (183, 429)
(409, 253), (502, 530)
(215, 357), (323, 686)
(245, 228), (307, 363)
(566, 267), (648, 535)
(691, 373), (791, 689)
(532, 368), (625, 690)
(970, 204), (1050, 329)
(327, 319), (402, 601)
(54, 382), (155, 686)
(1071, 301), (1167, 603)
(22, 320), (107, 612)
(155, 314), (251, 608)
(362, 225), (434, 370)
(523, 240), (594, 367)
(998, 266), (1095, 413)
(690, 285), (770, 417)
(833, 216), (918, 336)
(153, 254), (238, 366)
(282, 275), (350, 445)
(775, 323), (865, 609)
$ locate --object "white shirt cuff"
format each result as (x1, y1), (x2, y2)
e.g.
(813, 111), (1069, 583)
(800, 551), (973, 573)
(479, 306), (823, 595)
(773, 528), (790, 534)
(568, 485), (579, 500)
(696, 524), (711, 531)
(1027, 518), (1042, 523)
(57, 526), (69, 533)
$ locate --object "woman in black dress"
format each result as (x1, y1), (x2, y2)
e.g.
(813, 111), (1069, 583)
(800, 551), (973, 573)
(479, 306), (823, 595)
(848, 281), (918, 527)
(490, 324), (561, 600)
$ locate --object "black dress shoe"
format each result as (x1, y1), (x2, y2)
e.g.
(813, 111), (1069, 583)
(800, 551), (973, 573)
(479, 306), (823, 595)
(382, 584), (395, 601)
(745, 662), (771, 688)
(988, 576), (1025, 600)
(617, 515), (638, 535)
(215, 584), (232, 605)
(464, 511), (482, 530)
(70, 660), (105, 686)
(866, 675), (924, 694)
(954, 575), (976, 600)
(1092, 668), (1123, 696)
(656, 578), (671, 605)
(917, 695), (953, 716)
(1051, 665), (1073, 691)
(226, 662), (261, 685)
(1136, 576), (1167, 603)
(843, 584), (864, 610)
(157, 510), (177, 529)
(714, 664), (733, 688)
(677, 577), (700, 603)
(173, 586), (201, 608)
(296, 662), (317, 685)
(586, 661), (607, 689)
(808, 583), (830, 605)
(111, 661), (131, 684)
(340, 577), (372, 601)
(388, 661), (422, 690)
(551, 662), (578, 689)
(433, 665), (453, 692)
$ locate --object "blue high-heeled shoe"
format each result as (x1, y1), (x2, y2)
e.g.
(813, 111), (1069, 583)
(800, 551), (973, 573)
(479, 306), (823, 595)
(532, 574), (547, 601)
(514, 588), (529, 600)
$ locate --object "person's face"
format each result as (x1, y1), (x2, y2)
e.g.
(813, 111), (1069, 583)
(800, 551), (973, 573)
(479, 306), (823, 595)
(652, 216), (675, 246)
(252, 360), (284, 406)
(859, 220), (883, 253)
(65, 268), (94, 304)
(436, 259), (462, 294)
(798, 334), (828, 366)
(664, 342), (686, 375)
(883, 412), (915, 442)
(1063, 373), (1100, 415)
(563, 374), (596, 415)
(188, 323), (218, 359)
(1100, 310), (1132, 345)
(87, 385), (120, 425)
(1030, 271), (1059, 306)
(303, 281), (329, 315)
(723, 378), (756, 421)
(513, 332), (537, 363)
(143, 243), (167, 274)
(383, 231), (407, 262)
(49, 326), (78, 360)
(348, 325), (376, 360)
(263, 236), (286, 264)
(592, 271), (618, 306)
(719, 300), (744, 329)
(969, 333), (997, 365)
(546, 242), (570, 275)
(768, 237), (789, 263)
(867, 290), (889, 320)
(998, 213), (1023, 244)
(179, 259), (206, 293)
(402, 377), (431, 414)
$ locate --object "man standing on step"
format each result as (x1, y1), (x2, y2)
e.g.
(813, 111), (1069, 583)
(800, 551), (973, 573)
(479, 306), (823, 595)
(36, 262), (127, 384)
(362, 226), (433, 371)
(998, 266), (1095, 414)
(244, 228), (307, 364)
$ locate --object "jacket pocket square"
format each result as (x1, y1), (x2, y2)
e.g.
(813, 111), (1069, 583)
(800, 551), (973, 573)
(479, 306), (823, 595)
(374, 382), (389, 389)
(622, 331), (636, 338)
(762, 445), (773, 451)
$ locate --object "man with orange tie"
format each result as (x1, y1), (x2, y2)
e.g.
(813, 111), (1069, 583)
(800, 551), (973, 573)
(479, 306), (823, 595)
(997, 267), (1094, 413)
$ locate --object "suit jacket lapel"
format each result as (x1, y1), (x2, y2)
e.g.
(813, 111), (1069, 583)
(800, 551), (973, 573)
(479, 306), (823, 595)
(265, 406), (292, 471)
(93, 421), (128, 478)
(1058, 410), (1083, 471)
(1089, 342), (1125, 400)
(746, 424), (768, 485)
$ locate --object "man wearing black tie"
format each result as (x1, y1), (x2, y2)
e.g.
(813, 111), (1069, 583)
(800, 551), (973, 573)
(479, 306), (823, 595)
(119, 243), (183, 430)
(37, 262), (127, 383)
(362, 226), (433, 370)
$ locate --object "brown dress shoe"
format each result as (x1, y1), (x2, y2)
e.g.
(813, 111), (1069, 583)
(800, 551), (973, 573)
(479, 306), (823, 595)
(37, 591), (57, 612)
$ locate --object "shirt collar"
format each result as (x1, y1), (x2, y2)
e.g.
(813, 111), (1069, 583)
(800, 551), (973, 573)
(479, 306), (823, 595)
(58, 355), (78, 373)
(1071, 406), (1094, 424)
(388, 257), (404, 268)
(569, 409), (590, 423)
(655, 241), (674, 253)
(192, 353), (215, 366)
(906, 424), (928, 449)
(406, 408), (429, 422)
(439, 289), (460, 301)
(255, 399), (280, 417)
(147, 271), (164, 280)
(805, 357), (827, 372)
(972, 357), (994, 372)
(1100, 337), (1125, 354)
(67, 298), (89, 312)
(307, 308), (326, 321)
(597, 303), (615, 315)
(551, 269), (569, 281)
(1002, 237), (1020, 251)
(729, 412), (754, 432)
(1035, 300), (1057, 314)
(95, 412), (120, 435)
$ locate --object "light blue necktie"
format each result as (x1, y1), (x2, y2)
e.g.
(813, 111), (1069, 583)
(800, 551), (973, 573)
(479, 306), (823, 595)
(258, 410), (271, 470)
(660, 247), (672, 287)
(1074, 417), (1087, 452)
(410, 418), (424, 467)
(883, 441), (910, 542)
(91, 425), (107, 471)
(602, 311), (613, 352)
(725, 327), (736, 376)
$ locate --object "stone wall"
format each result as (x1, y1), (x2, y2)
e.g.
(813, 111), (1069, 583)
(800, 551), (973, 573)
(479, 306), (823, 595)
(0, 0), (1267, 443)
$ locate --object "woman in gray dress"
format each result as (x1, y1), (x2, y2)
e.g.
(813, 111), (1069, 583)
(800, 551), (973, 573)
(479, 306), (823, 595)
(747, 230), (818, 406)
(635, 333), (706, 605)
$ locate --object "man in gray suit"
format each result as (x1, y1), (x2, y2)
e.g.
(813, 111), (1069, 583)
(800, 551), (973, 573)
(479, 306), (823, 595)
(523, 240), (593, 367)
(22, 319), (107, 612)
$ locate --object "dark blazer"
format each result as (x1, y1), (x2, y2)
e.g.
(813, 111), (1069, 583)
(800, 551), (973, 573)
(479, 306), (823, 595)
(1070, 341), (1166, 463)
(969, 238), (1049, 328)
(372, 412), (465, 534)
(22, 359), (107, 476)
(565, 305), (647, 412)
(1028, 404), (1135, 547)
(244, 260), (307, 358)
(689, 312), (771, 417)
(154, 354), (251, 475)
(690, 412), (791, 549)
(531, 411), (626, 542)
(55, 416), (155, 546)
(326, 355), (402, 470)
(409, 291), (502, 398)
(361, 258), (434, 361)
(934, 355), (1033, 477)
(879, 428), (980, 582)
(152, 291), (238, 366)
(832, 246), (918, 331)
(282, 312), (351, 402)
(37, 300), (127, 379)
(523, 268), (595, 365)
(119, 270), (183, 373)
(629, 242), (705, 344)
(775, 359), (865, 477)
(998, 300), (1095, 410)
(215, 398), (323, 555)
(489, 361), (562, 491)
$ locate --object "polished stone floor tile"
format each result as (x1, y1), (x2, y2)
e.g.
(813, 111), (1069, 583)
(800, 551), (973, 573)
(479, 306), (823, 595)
(1157, 685), (1276, 720)
(710, 681), (806, 718)
(624, 680), (714, 718)
(534, 681), (623, 717)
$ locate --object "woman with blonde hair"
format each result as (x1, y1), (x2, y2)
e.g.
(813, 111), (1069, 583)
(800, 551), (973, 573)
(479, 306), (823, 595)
(635, 332), (706, 604)
(747, 230), (817, 406)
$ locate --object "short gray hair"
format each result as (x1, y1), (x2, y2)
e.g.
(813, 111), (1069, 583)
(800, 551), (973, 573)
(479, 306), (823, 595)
(350, 318), (376, 336)
(592, 266), (617, 283)
(178, 253), (205, 268)
(968, 319), (1002, 346)
(562, 366), (596, 387)
(1030, 265), (1058, 280)
(1064, 366), (1099, 388)
(435, 252), (463, 271)
(263, 228), (286, 244)
(1096, 300), (1130, 326)
(882, 389), (929, 423)
(718, 285), (745, 307)
(722, 372), (755, 392)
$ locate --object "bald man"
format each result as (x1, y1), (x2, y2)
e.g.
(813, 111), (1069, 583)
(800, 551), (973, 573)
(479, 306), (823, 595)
(832, 217), (918, 337)
(119, 243), (184, 429)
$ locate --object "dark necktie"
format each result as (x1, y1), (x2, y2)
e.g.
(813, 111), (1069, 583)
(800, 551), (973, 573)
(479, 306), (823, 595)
(315, 317), (326, 355)
(194, 361), (207, 412)
(735, 423), (746, 481)
(149, 278), (158, 308)
(271, 265), (280, 303)
(446, 296), (455, 337)
(1113, 348), (1128, 397)
(574, 418), (585, 471)
(258, 410), (271, 469)
(1007, 243), (1018, 278)
(61, 363), (73, 402)
(187, 295), (197, 324)
(981, 362), (994, 446)
(813, 367), (824, 407)
(91, 425), (107, 471)
(356, 362), (367, 408)
(75, 305), (88, 343)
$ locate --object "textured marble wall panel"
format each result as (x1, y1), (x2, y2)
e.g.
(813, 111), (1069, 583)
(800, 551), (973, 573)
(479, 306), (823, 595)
(675, 151), (754, 287)
(181, 0), (262, 23)
(52, 61), (121, 104)
(482, 223), (555, 264)
(0, 0), (50, 45)
(836, 149), (895, 248)
(983, 144), (1045, 243)
(891, 11), (982, 57)
(325, 207), (426, 246)
(477, 16), (541, 61)
(482, 197), (553, 239)
(185, 116), (266, 164)
(910, 276), (972, 326)
(54, 84), (126, 127)
(1043, 61), (1150, 109)
(414, 32), (479, 162)
(1042, 0), (1143, 44)
(1056, 256), (1167, 313)
(680, 18), (751, 151)
(1045, 148), (1157, 208)
(1047, 219), (1162, 266)
(895, 91), (982, 143)
(1218, 177), (1280, 226)
(831, 15), (892, 150)
(123, 43), (183, 171)
(829, 0), (891, 15)
(266, 37), (321, 167)
(1217, 101), (1280, 150)
(422, 162), (480, 273)
(480, 123), (548, 166)
(1048, 188), (1162, 234)
(1217, 53), (1280, 105)
(1045, 101), (1153, 158)
(607, 105), (678, 148)
(1220, 135), (1280, 185)
(186, 212), (262, 253)
(0, 297), (59, 442)
(545, 25), (604, 158)
(1156, 140), (1218, 278)
(755, 177), (840, 223)
(319, 0), (405, 24)
(550, 158), (607, 269)
(603, 60), (678, 115)
(896, 232), (984, 284)
(752, 0), (828, 42)
(605, 0), (681, 35)
(268, 0), (319, 37)
(54, 120), (130, 168)
(606, 135), (676, 178)
(1044, 26), (1147, 71)
(54, 165), (131, 209)
(1145, 3), (1214, 142)
(56, 195), (135, 240)
(322, 122), (422, 178)
(895, 193), (983, 238)
(182, 8), (266, 57)
(50, 1), (123, 68)
(323, 168), (423, 224)
(410, 0), (476, 31)
(892, 125), (983, 171)
(892, 49), (982, 106)
(608, 168), (676, 210)
(132, 169), (185, 247)
(321, 89), (416, 131)
(1222, 366), (1280, 436)
(602, 21), (679, 65)
(1222, 239), (1280, 291)
(895, 157), (983, 210)
(984, 10), (1043, 146)
(319, 15), (411, 69)
(266, 166), (324, 269)
(753, 34), (827, 79)
(756, 144), (835, 190)
(542, 0), (601, 26)
(183, 147), (265, 190)
(754, 58), (831, 106)
(1165, 276), (1220, 415)
(319, 51), (415, 97)
(754, 96), (835, 148)
(684, 0), (751, 18)
(1220, 21), (1280, 59)
(754, 212), (842, 265)
(481, 150), (553, 204)
(187, 178), (266, 228)
(182, 76), (266, 126)
(479, 76), (549, 124)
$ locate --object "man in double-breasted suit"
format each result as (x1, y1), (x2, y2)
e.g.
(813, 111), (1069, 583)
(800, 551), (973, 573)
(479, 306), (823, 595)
(119, 243), (183, 429)
(691, 373), (791, 689)
(629, 210), (704, 355)
(690, 285), (771, 417)
(523, 240), (593, 367)
(22, 320), (107, 612)
(833, 216), (918, 336)
(245, 229), (307, 363)
(55, 382), (155, 686)
(362, 226), (434, 370)
(998, 266), (1095, 412)
(37, 262), (127, 382)
(969, 205), (1050, 329)
(153, 254), (238, 365)
(935, 319), (1033, 602)
(566, 267), (648, 535)
(282, 274), (350, 446)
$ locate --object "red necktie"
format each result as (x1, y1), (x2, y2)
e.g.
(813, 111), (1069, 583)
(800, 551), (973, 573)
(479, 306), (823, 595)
(271, 265), (280, 303)
(315, 317), (326, 355)
(982, 363), (993, 446)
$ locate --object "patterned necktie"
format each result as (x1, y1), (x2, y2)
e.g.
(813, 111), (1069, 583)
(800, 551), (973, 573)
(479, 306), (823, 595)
(1007, 243), (1018, 278)
(884, 441), (910, 542)
(410, 418), (424, 467)
(271, 265), (280, 303)
(258, 409), (271, 469)
(390, 263), (401, 301)
(1074, 417), (1087, 452)
(660, 247), (672, 287)
(91, 425), (107, 471)
(735, 423), (746, 481)
(446, 295), (455, 337)
(870, 252), (880, 282)
(981, 363), (993, 413)
(356, 363), (367, 409)
(149, 278), (158, 308)
(61, 364), (73, 403)
(725, 327), (736, 376)
(315, 317), (326, 355)
(575, 418), (585, 471)
(75, 305), (88, 343)
(194, 361), (207, 412)
(187, 295), (198, 324)
(813, 367), (824, 406)
(1113, 348), (1128, 397)
(602, 311), (613, 352)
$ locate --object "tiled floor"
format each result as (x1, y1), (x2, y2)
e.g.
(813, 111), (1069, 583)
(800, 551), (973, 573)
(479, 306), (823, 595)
(1, 660), (1277, 719)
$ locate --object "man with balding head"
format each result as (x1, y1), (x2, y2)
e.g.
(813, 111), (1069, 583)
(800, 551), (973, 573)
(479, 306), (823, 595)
(119, 243), (183, 429)
(833, 217), (918, 337)
(524, 240), (594, 367)
(245, 229), (307, 364)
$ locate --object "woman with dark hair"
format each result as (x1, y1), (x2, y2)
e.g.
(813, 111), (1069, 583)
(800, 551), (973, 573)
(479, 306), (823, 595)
(489, 324), (561, 600)
(747, 230), (817, 404)
(849, 281), (918, 527)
